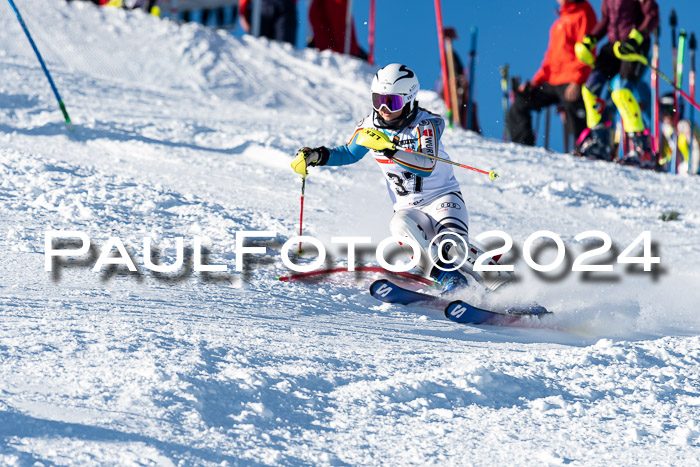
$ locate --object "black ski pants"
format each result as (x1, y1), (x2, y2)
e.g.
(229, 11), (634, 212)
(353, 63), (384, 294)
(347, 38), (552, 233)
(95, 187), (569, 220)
(255, 0), (298, 45)
(585, 41), (650, 96)
(509, 83), (587, 147)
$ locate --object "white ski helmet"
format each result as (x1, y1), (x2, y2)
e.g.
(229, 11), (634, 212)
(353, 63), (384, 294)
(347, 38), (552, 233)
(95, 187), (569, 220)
(370, 63), (420, 113)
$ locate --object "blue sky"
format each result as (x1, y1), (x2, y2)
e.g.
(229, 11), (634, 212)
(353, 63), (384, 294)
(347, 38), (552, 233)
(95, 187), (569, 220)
(294, 0), (700, 153)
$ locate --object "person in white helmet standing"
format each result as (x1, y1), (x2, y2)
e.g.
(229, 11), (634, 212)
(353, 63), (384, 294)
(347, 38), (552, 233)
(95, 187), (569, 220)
(291, 63), (512, 292)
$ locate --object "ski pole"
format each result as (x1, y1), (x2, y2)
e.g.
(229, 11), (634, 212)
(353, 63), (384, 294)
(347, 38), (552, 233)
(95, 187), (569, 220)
(671, 10), (679, 118)
(544, 106), (551, 151)
(670, 10), (679, 174)
(651, 26), (660, 154)
(298, 175), (306, 254)
(395, 144), (497, 179)
(672, 30), (687, 174)
(534, 109), (542, 144)
(7, 0), (72, 131)
(500, 64), (510, 141)
(652, 64), (700, 112)
(689, 33), (696, 174)
(356, 128), (498, 179)
(616, 47), (700, 113)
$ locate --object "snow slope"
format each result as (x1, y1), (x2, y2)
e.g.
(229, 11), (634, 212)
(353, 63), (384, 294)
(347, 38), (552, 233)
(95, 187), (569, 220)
(1, 1), (699, 465)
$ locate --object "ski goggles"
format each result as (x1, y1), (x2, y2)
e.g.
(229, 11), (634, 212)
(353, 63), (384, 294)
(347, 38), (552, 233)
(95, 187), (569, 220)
(372, 92), (406, 112)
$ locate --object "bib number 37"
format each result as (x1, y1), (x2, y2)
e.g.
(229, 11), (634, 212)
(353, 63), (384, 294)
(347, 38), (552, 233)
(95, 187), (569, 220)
(387, 171), (423, 196)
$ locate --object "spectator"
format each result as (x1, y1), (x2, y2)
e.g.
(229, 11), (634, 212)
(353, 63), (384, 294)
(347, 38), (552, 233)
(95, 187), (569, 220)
(509, 0), (596, 148)
(575, 0), (659, 167)
(202, 8), (222, 26)
(309, 0), (367, 60)
(441, 28), (480, 133)
(239, 0), (297, 45)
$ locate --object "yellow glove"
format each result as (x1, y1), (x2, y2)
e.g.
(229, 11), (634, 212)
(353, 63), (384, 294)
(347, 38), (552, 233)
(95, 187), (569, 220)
(618, 28), (644, 55)
(291, 147), (326, 176)
(613, 29), (647, 63)
(575, 35), (597, 66)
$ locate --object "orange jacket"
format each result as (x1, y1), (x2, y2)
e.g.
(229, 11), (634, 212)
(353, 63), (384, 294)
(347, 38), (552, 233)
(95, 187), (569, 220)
(532, 1), (597, 87)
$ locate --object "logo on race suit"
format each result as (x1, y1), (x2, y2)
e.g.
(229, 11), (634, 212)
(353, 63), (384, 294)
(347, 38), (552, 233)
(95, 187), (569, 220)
(423, 129), (433, 137)
(423, 132), (434, 155)
(437, 202), (462, 210)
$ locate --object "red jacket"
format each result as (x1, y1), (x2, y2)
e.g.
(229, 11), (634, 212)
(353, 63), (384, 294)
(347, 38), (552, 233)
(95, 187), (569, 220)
(309, 0), (363, 57)
(532, 1), (597, 87)
(589, 0), (659, 44)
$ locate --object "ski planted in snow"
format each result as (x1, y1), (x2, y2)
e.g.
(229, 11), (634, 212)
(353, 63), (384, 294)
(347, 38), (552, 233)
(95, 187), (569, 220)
(500, 63), (510, 142)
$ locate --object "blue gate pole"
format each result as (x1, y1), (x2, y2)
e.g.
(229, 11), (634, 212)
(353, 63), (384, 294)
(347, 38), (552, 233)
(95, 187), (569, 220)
(7, 0), (73, 131)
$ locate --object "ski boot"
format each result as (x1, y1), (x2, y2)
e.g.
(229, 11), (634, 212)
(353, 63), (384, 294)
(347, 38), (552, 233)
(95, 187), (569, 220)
(622, 131), (655, 169)
(576, 124), (613, 161)
(431, 267), (468, 295)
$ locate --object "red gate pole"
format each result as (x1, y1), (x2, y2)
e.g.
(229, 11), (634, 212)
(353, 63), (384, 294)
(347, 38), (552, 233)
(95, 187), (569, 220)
(434, 0), (452, 127)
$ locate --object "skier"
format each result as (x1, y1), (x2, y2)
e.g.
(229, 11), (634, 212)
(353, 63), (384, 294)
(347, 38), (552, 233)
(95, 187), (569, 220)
(574, 0), (659, 166)
(291, 63), (512, 292)
(508, 0), (596, 149)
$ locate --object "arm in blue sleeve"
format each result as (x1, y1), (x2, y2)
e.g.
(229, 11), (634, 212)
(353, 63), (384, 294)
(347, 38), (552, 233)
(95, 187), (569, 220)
(324, 129), (370, 166)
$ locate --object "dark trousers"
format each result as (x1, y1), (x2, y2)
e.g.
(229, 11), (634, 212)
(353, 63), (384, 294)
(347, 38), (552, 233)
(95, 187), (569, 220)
(249, 0), (297, 45)
(509, 83), (586, 146)
(585, 42), (649, 95)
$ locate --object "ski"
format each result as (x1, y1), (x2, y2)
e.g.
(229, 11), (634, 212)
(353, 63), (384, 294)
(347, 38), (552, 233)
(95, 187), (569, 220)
(672, 30), (688, 174)
(369, 279), (551, 325)
(369, 278), (444, 306)
(444, 299), (550, 325)
(500, 64), (510, 141)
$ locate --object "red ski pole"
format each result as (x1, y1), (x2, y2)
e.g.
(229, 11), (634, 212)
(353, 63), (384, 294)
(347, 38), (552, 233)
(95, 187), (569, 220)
(368, 0), (375, 65)
(651, 27), (660, 154)
(434, 0), (452, 127)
